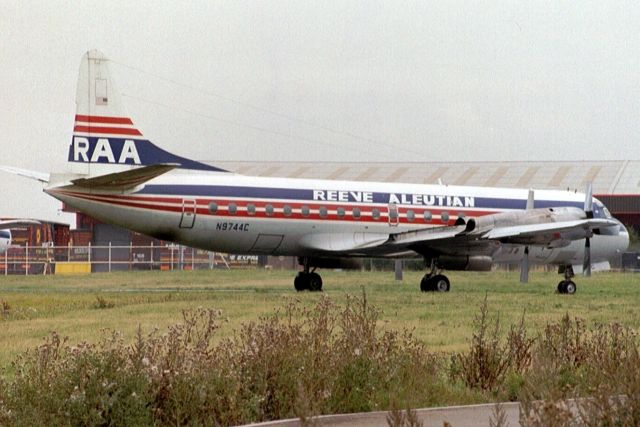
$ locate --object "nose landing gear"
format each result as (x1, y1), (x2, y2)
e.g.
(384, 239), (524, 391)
(557, 265), (577, 294)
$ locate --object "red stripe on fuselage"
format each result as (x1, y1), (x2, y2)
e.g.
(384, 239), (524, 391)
(74, 115), (134, 125)
(73, 125), (142, 136)
(56, 190), (498, 226)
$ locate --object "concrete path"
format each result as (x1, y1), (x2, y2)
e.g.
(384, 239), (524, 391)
(245, 402), (522, 427)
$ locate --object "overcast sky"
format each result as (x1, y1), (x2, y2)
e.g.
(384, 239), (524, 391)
(1, 1), (638, 224)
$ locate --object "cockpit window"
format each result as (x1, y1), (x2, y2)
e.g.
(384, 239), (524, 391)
(592, 201), (612, 219)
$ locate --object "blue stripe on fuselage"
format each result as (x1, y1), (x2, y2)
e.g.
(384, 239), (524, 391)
(139, 184), (583, 210)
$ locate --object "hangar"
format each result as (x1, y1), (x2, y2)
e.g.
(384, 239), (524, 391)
(213, 159), (640, 229)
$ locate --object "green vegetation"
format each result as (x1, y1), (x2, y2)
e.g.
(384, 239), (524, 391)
(0, 270), (638, 424)
(0, 269), (638, 367)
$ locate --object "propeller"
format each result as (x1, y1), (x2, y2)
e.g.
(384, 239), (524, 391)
(583, 183), (593, 276)
(519, 189), (535, 283)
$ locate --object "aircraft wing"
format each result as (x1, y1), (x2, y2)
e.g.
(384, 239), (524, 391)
(480, 218), (619, 243)
(386, 217), (620, 257)
(70, 163), (180, 191)
(295, 216), (619, 258)
(298, 232), (390, 253)
(0, 220), (41, 230)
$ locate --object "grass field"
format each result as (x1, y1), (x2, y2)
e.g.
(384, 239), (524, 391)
(0, 268), (638, 370)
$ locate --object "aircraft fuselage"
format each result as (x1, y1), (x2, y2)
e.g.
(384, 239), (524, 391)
(47, 171), (629, 267)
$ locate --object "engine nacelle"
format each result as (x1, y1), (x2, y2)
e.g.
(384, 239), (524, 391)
(464, 207), (587, 236)
(437, 255), (493, 271)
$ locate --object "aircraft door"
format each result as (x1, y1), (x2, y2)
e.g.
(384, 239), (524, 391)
(179, 199), (197, 228)
(388, 203), (399, 227)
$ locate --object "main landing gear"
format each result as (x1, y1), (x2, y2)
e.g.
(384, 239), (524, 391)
(420, 260), (450, 292)
(557, 265), (577, 295)
(294, 257), (323, 292)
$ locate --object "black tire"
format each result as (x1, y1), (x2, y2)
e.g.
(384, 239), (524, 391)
(294, 273), (308, 291)
(557, 280), (566, 294)
(420, 275), (432, 292)
(308, 272), (323, 292)
(433, 274), (450, 292)
(565, 280), (577, 295)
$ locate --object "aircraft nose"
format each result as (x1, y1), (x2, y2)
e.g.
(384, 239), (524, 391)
(615, 220), (630, 253)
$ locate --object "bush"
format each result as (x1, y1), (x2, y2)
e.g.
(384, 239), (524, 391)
(0, 290), (444, 425)
(2, 292), (639, 426)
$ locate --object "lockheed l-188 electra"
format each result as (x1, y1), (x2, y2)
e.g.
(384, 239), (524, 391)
(1, 50), (629, 294)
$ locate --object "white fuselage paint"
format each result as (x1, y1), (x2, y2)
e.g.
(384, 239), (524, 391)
(47, 171), (629, 266)
(0, 230), (11, 254)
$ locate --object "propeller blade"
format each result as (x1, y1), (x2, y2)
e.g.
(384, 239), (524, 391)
(584, 182), (593, 218)
(526, 189), (534, 210)
(520, 246), (530, 283)
(583, 237), (592, 277)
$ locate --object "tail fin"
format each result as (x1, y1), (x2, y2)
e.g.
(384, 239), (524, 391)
(68, 50), (225, 176)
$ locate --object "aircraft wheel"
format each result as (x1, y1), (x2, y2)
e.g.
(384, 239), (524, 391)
(420, 275), (433, 292)
(433, 274), (450, 292)
(308, 272), (323, 292)
(557, 281), (566, 294)
(294, 273), (308, 291)
(564, 280), (577, 295)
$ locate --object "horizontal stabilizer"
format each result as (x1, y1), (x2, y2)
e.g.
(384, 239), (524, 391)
(70, 163), (180, 191)
(0, 219), (41, 230)
(0, 166), (50, 183)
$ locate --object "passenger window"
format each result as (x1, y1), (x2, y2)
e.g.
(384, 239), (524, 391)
(301, 205), (310, 217)
(209, 202), (218, 214)
(441, 211), (449, 222)
(283, 205), (292, 216)
(228, 203), (237, 215)
(265, 204), (274, 216)
(352, 207), (361, 219)
(319, 206), (328, 218)
(423, 211), (432, 221)
(372, 208), (381, 220)
(247, 204), (256, 215)
(407, 210), (415, 222)
(337, 207), (345, 217)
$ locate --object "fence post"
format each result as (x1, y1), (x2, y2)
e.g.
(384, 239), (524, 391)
(150, 242), (154, 270)
(108, 242), (112, 273)
(25, 246), (29, 276)
(4, 249), (7, 276)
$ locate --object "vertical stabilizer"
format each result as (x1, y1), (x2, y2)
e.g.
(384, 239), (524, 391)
(68, 50), (225, 176)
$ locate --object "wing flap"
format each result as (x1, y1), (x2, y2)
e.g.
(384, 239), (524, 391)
(70, 163), (180, 191)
